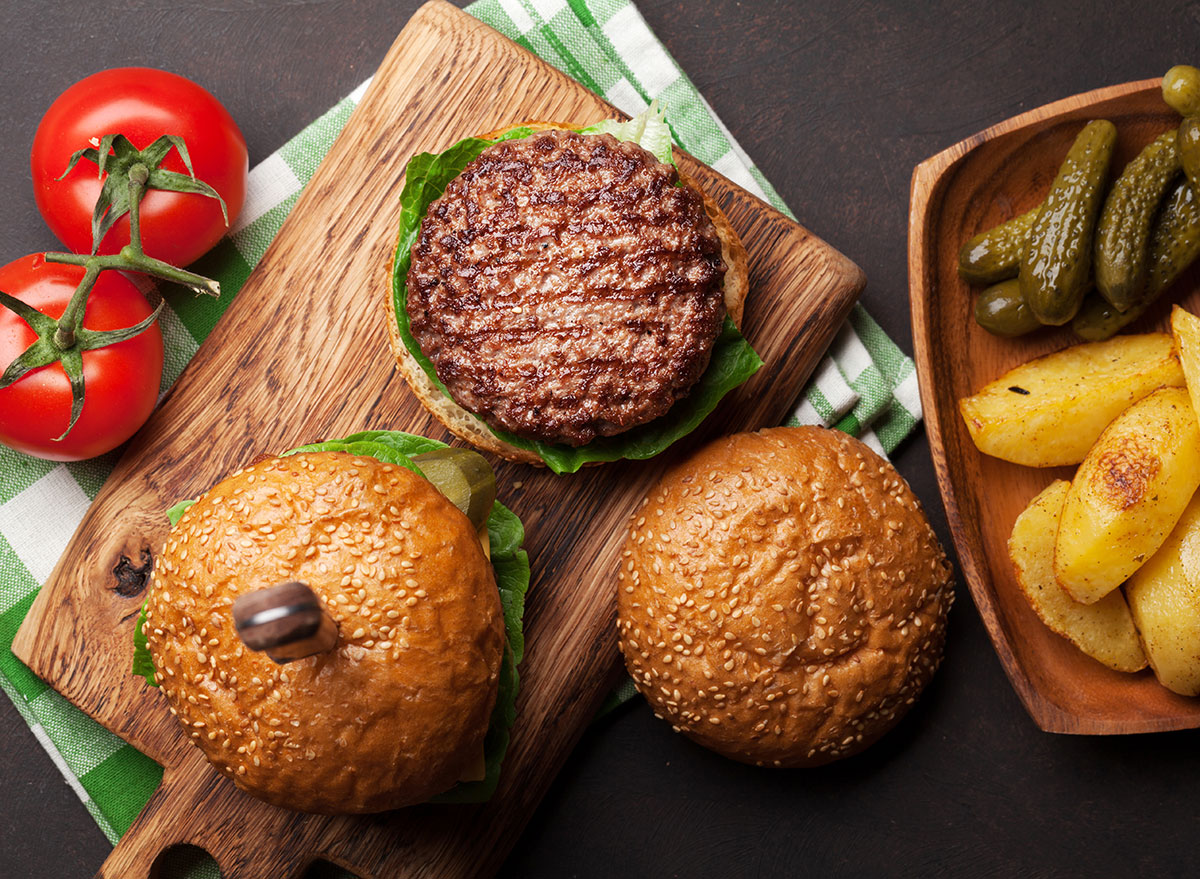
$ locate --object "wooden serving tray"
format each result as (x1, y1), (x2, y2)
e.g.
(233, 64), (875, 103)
(12, 2), (863, 876)
(910, 78), (1200, 735)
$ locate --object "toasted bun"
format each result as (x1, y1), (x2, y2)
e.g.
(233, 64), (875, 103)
(387, 120), (749, 466)
(144, 451), (505, 813)
(617, 427), (954, 767)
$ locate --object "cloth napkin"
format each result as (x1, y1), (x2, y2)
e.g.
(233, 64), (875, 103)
(0, 0), (921, 866)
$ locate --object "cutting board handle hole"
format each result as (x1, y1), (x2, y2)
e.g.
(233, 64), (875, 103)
(148, 843), (218, 879)
(111, 548), (154, 598)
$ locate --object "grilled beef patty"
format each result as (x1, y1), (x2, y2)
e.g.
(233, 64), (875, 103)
(407, 128), (727, 447)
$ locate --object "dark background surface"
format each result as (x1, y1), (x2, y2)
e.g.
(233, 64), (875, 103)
(1, 1), (1198, 876)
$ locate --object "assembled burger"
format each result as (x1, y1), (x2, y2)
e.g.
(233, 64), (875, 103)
(133, 431), (529, 813)
(389, 106), (761, 474)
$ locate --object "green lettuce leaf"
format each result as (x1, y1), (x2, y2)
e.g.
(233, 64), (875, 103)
(131, 601), (157, 687)
(391, 111), (762, 475)
(308, 429), (445, 458)
(581, 101), (673, 165)
(132, 431), (531, 804)
(166, 499), (194, 527)
(432, 540), (529, 804)
(284, 438), (424, 474)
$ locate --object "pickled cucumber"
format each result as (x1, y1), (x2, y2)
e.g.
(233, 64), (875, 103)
(1020, 120), (1117, 325)
(1150, 176), (1200, 290)
(1163, 65), (1200, 116)
(958, 205), (1042, 284)
(974, 279), (1042, 337)
(1178, 116), (1200, 194)
(1071, 294), (1145, 342)
(1073, 177), (1200, 341)
(1095, 131), (1181, 312)
(410, 447), (497, 531)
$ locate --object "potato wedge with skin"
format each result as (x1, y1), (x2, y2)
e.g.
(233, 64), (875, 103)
(1126, 492), (1200, 695)
(958, 333), (1184, 467)
(1171, 305), (1200, 419)
(1010, 480), (1146, 672)
(1056, 386), (1200, 604)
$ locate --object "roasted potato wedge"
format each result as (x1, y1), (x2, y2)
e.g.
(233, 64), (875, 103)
(958, 333), (1184, 467)
(1126, 492), (1200, 695)
(1171, 305), (1200, 419)
(1009, 480), (1146, 672)
(1056, 387), (1200, 604)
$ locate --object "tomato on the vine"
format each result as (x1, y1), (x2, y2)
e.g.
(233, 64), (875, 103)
(0, 254), (163, 461)
(31, 68), (248, 267)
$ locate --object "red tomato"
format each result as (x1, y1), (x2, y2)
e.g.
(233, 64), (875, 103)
(31, 68), (248, 267)
(0, 254), (164, 461)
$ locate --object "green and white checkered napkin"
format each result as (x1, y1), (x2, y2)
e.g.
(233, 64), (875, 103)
(0, 0), (920, 862)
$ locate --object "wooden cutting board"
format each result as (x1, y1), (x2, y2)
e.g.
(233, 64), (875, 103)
(12, 2), (863, 876)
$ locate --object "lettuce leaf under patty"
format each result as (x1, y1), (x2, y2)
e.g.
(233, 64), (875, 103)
(581, 101), (674, 165)
(392, 108), (762, 475)
(131, 430), (530, 804)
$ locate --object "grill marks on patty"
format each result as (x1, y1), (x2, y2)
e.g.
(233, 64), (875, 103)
(407, 129), (727, 447)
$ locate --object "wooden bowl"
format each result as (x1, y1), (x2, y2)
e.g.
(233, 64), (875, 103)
(909, 77), (1200, 734)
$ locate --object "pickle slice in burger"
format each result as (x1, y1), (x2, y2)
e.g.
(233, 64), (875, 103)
(410, 447), (497, 532)
(131, 430), (529, 812)
(389, 104), (763, 474)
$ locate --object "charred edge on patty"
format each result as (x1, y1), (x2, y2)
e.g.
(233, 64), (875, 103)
(407, 129), (728, 448)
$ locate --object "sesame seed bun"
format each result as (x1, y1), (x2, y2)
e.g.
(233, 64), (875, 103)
(386, 120), (749, 466)
(143, 451), (505, 813)
(617, 427), (954, 767)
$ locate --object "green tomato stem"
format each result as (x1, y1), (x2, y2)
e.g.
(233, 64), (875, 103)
(44, 250), (220, 298)
(119, 250), (221, 297)
(44, 252), (121, 269)
(52, 261), (103, 350)
(126, 163), (150, 259)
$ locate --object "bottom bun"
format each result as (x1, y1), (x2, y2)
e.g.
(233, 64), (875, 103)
(617, 426), (954, 767)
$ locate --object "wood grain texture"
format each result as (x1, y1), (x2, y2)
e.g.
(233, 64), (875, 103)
(909, 77), (1200, 735)
(10, 2), (862, 877)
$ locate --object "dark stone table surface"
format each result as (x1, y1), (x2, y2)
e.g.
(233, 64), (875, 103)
(1, 1), (1196, 876)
